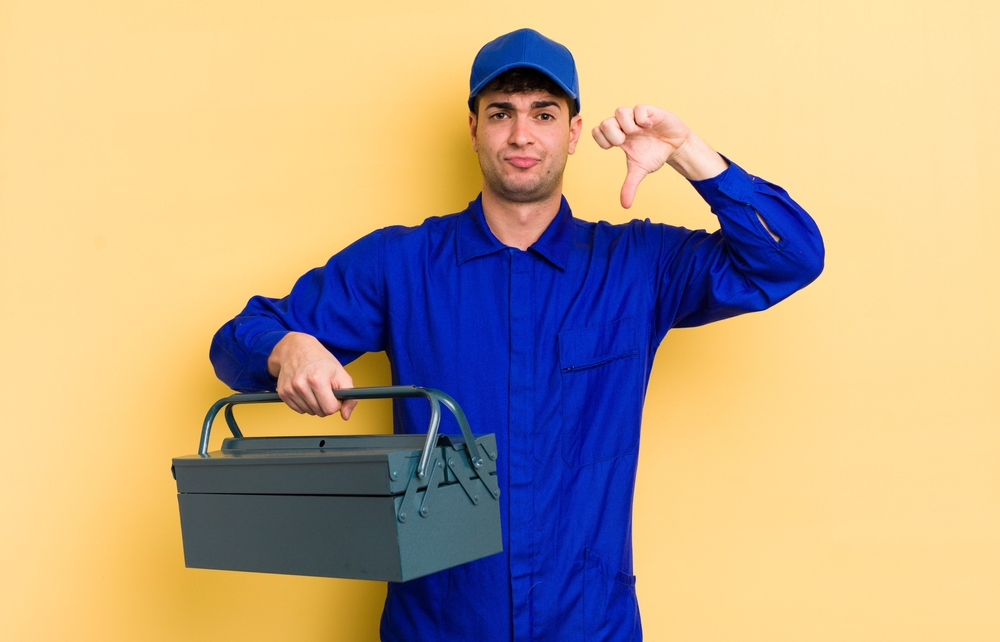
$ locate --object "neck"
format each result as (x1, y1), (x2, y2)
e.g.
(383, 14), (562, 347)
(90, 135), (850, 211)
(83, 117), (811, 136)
(480, 188), (563, 251)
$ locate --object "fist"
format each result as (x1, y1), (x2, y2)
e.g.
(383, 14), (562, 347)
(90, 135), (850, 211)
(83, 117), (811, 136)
(268, 332), (358, 419)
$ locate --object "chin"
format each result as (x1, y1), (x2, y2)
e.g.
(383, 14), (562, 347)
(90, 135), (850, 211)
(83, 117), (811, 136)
(496, 175), (562, 203)
(495, 183), (553, 203)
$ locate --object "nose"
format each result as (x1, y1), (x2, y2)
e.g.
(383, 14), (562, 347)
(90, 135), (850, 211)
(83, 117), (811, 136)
(508, 116), (532, 147)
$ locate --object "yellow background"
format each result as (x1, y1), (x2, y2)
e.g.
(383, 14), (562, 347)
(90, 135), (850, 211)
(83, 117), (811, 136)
(1, 1), (997, 640)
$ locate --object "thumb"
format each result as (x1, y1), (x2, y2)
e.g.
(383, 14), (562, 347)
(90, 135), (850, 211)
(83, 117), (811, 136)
(633, 103), (655, 128)
(340, 398), (358, 421)
(620, 164), (647, 209)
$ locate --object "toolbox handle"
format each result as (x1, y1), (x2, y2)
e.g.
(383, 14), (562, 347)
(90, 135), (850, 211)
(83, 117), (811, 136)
(199, 386), (484, 480)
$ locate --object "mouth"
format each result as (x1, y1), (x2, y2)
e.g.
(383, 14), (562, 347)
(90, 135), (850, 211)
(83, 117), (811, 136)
(506, 156), (541, 169)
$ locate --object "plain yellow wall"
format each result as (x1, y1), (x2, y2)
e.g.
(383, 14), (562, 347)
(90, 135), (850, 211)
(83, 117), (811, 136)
(2, 1), (997, 640)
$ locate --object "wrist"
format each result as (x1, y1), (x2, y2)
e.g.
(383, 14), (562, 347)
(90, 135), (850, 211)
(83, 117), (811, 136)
(267, 331), (308, 377)
(666, 132), (728, 181)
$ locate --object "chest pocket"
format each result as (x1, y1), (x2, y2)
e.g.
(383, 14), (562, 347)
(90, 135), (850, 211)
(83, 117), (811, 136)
(558, 317), (643, 468)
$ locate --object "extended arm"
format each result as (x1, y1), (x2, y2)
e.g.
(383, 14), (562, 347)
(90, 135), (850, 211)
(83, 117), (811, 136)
(209, 230), (387, 416)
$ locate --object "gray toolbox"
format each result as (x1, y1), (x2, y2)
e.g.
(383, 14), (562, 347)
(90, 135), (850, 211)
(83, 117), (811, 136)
(172, 386), (502, 582)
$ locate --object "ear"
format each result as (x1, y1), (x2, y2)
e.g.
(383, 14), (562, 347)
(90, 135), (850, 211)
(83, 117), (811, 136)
(469, 112), (479, 152)
(567, 114), (583, 155)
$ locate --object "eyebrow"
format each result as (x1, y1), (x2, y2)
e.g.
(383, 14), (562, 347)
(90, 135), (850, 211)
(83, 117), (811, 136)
(485, 100), (563, 111)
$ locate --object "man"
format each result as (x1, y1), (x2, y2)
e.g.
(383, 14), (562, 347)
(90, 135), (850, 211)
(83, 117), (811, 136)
(211, 28), (824, 642)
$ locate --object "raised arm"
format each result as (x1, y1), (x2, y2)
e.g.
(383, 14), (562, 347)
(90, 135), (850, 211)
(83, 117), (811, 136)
(594, 104), (823, 333)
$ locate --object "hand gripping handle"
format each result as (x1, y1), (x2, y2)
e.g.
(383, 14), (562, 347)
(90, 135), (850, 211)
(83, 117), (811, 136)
(198, 386), (484, 480)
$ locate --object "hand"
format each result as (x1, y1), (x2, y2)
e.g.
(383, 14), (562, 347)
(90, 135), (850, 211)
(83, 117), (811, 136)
(267, 332), (358, 419)
(592, 105), (727, 208)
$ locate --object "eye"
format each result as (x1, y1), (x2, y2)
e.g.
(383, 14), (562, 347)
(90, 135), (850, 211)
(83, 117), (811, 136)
(489, 112), (510, 120)
(537, 113), (555, 121)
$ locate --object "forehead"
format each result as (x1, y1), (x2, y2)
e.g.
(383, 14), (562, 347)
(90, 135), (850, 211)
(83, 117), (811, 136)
(476, 88), (569, 112)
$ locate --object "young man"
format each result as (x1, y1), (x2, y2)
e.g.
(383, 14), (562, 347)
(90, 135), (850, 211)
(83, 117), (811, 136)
(211, 28), (824, 642)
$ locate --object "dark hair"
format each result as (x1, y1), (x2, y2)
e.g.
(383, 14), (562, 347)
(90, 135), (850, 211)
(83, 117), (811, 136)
(472, 67), (578, 119)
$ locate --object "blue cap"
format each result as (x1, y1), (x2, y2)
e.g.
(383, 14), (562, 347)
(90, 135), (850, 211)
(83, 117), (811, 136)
(469, 28), (580, 114)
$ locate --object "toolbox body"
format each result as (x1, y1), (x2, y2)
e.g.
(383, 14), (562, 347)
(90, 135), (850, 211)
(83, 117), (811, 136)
(172, 387), (502, 582)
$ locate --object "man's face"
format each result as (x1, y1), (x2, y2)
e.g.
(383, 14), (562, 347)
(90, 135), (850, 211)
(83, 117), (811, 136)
(470, 89), (583, 205)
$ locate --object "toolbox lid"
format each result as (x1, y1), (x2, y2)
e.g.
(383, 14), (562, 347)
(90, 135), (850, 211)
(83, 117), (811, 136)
(172, 433), (495, 498)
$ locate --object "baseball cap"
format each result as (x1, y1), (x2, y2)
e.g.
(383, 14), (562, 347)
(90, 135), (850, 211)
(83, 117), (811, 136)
(468, 28), (580, 114)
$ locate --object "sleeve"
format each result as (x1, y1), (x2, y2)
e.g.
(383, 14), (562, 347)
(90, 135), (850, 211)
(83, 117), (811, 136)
(645, 159), (825, 340)
(209, 229), (388, 392)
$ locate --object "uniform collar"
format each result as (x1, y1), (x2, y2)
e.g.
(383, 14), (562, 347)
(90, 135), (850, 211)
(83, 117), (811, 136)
(457, 194), (574, 270)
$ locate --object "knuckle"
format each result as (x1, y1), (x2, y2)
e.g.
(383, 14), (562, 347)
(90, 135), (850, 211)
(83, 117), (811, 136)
(305, 370), (326, 385)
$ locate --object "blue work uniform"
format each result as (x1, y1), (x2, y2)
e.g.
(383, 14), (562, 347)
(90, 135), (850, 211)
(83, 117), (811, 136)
(210, 160), (824, 641)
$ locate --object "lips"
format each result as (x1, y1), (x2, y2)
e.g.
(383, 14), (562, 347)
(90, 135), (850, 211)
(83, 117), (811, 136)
(506, 156), (541, 169)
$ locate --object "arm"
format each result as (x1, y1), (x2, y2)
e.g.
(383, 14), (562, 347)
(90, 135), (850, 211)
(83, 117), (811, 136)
(593, 105), (823, 333)
(209, 230), (387, 416)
